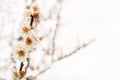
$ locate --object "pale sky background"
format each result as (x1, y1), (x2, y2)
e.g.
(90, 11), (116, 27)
(0, 0), (120, 80)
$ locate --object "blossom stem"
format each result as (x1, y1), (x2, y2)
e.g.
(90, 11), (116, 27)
(30, 15), (34, 29)
(19, 62), (24, 71)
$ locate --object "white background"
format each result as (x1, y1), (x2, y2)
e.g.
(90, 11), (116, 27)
(41, 0), (120, 80)
(47, 0), (120, 80)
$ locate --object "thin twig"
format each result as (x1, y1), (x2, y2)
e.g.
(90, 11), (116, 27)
(51, 0), (62, 62)
(31, 67), (50, 79)
(53, 39), (95, 62)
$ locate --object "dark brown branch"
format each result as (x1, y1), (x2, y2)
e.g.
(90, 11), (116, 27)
(30, 15), (34, 28)
(19, 62), (24, 71)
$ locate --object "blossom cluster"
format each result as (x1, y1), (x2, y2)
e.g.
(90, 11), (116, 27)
(11, 1), (40, 80)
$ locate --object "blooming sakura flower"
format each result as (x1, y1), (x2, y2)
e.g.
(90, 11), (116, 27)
(24, 33), (38, 49)
(19, 25), (36, 37)
(12, 43), (29, 62)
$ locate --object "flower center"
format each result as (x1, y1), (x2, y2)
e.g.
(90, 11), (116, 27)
(25, 37), (32, 45)
(18, 50), (25, 57)
(22, 27), (29, 33)
(19, 71), (25, 77)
